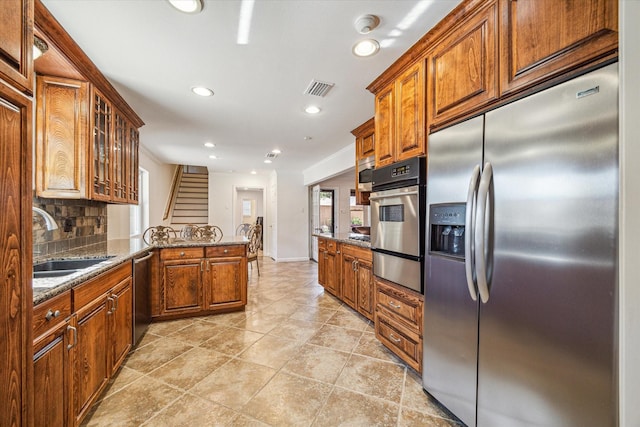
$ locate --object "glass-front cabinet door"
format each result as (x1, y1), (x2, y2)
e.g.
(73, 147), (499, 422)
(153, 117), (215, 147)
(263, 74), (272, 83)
(127, 126), (139, 204)
(112, 109), (128, 203)
(91, 88), (112, 201)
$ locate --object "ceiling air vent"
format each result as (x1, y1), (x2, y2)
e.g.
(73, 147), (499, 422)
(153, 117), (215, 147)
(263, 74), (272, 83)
(265, 152), (278, 159)
(304, 79), (335, 97)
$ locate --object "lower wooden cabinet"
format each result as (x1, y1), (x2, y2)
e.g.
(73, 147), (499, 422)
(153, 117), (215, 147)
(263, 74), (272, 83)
(374, 277), (424, 373)
(155, 244), (248, 319)
(318, 238), (374, 322)
(204, 245), (247, 310)
(341, 243), (374, 321)
(70, 262), (133, 426)
(318, 237), (341, 298)
(33, 291), (73, 427)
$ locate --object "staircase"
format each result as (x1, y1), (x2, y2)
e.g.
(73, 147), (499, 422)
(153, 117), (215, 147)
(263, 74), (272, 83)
(169, 166), (209, 226)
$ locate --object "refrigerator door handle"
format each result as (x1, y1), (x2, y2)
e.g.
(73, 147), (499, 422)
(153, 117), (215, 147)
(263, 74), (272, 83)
(464, 164), (481, 301)
(475, 161), (493, 303)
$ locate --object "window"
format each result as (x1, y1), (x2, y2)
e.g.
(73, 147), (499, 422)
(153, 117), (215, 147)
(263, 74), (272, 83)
(130, 168), (149, 237)
(350, 190), (365, 226)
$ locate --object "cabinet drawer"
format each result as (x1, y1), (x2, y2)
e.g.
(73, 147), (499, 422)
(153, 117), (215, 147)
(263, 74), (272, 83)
(160, 247), (204, 260)
(376, 278), (423, 332)
(73, 262), (132, 309)
(326, 240), (338, 254)
(33, 291), (72, 339)
(318, 238), (327, 250)
(341, 243), (372, 262)
(375, 312), (422, 372)
(206, 245), (245, 258)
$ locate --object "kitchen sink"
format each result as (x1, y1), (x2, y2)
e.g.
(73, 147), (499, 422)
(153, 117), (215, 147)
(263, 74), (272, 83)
(33, 257), (113, 279)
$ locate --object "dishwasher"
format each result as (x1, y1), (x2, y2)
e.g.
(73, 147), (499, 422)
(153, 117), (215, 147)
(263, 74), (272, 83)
(133, 251), (154, 345)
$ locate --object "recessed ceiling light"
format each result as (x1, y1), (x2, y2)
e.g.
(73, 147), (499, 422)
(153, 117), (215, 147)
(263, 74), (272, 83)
(192, 86), (214, 97)
(204, 142), (215, 148)
(304, 136), (312, 141)
(304, 105), (321, 114)
(251, 170), (257, 175)
(264, 159), (272, 164)
(353, 39), (380, 57)
(167, 0), (203, 14)
(271, 149), (281, 154)
(209, 155), (218, 159)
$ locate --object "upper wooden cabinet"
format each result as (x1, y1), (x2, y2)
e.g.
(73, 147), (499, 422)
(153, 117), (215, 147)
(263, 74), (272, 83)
(351, 118), (374, 206)
(499, 0), (618, 96)
(35, 75), (89, 199)
(0, 0), (34, 94)
(428, 0), (498, 128)
(374, 61), (425, 167)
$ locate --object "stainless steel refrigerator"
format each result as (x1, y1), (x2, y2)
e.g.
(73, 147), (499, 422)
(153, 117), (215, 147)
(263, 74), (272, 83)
(422, 63), (618, 427)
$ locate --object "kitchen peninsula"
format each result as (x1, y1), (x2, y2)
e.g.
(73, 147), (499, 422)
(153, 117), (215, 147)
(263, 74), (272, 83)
(32, 237), (249, 426)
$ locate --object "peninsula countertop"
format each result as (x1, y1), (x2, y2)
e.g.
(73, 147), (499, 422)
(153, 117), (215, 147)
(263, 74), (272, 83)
(313, 232), (371, 249)
(33, 236), (249, 305)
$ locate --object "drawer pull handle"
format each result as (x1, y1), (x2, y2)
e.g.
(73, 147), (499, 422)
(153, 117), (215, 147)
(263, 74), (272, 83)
(224, 249), (228, 253)
(388, 301), (401, 310)
(67, 325), (78, 350)
(45, 309), (61, 321)
(180, 251), (185, 257)
(389, 333), (402, 343)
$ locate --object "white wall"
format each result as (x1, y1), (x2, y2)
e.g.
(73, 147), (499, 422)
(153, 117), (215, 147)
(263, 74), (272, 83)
(619, 2), (639, 425)
(139, 145), (174, 227)
(236, 189), (264, 226)
(107, 145), (174, 239)
(209, 171), (269, 250)
(274, 170), (308, 261)
(268, 171), (278, 260)
(303, 144), (355, 186)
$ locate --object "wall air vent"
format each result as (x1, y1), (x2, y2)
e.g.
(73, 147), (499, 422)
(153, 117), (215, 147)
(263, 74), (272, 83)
(265, 152), (278, 159)
(304, 79), (335, 97)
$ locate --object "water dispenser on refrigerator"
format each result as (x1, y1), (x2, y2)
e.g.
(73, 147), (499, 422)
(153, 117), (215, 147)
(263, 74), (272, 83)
(429, 203), (466, 259)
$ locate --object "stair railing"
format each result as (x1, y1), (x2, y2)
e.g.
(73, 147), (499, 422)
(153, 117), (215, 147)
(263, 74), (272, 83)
(163, 165), (184, 221)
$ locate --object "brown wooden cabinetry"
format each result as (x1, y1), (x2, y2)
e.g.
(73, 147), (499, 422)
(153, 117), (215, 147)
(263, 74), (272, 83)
(160, 247), (204, 316)
(428, 0), (498, 128)
(375, 277), (424, 372)
(351, 118), (374, 205)
(341, 244), (374, 321)
(0, 79), (33, 426)
(317, 237), (341, 298)
(35, 75), (89, 199)
(90, 87), (113, 202)
(373, 61), (425, 167)
(155, 245), (249, 319)
(33, 291), (73, 427)
(71, 262), (132, 425)
(0, 0), (33, 93)
(204, 245), (247, 310)
(499, 0), (618, 96)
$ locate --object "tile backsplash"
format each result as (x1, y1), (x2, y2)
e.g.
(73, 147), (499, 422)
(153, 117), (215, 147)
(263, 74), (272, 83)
(33, 193), (108, 262)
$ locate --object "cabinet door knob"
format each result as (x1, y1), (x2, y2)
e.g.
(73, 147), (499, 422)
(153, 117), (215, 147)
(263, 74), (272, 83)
(180, 251), (185, 256)
(45, 309), (61, 321)
(224, 249), (228, 253)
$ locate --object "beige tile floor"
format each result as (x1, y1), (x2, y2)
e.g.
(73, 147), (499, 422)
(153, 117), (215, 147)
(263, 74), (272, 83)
(82, 257), (462, 427)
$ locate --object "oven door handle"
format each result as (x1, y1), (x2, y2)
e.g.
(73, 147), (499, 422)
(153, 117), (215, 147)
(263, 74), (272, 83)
(369, 190), (419, 200)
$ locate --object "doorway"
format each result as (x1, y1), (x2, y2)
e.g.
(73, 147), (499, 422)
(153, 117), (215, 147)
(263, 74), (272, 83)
(319, 189), (335, 233)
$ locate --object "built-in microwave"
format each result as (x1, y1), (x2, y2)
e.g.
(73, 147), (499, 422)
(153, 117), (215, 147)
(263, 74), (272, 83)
(357, 155), (375, 192)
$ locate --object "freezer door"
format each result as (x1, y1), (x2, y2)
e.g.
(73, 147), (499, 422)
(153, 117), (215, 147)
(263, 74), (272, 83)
(478, 63), (618, 427)
(423, 115), (484, 427)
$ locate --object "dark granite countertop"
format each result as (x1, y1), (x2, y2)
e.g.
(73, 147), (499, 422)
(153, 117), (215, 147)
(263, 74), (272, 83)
(32, 236), (249, 305)
(313, 232), (371, 249)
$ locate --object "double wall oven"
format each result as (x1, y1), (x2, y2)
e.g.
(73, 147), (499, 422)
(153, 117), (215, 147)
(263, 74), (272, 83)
(370, 157), (426, 293)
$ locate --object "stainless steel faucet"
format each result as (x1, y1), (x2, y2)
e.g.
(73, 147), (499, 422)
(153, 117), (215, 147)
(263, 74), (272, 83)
(32, 206), (59, 230)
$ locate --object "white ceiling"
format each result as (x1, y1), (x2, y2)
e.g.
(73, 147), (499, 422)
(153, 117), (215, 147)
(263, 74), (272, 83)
(40, 0), (460, 176)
